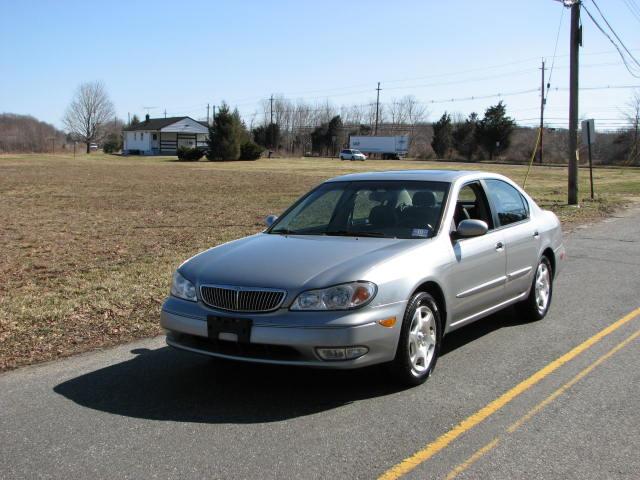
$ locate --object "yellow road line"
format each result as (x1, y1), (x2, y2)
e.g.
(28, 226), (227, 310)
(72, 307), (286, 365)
(378, 307), (640, 480)
(446, 327), (640, 479)
(444, 438), (500, 480)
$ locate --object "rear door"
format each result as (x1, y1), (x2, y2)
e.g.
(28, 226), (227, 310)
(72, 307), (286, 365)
(483, 179), (539, 300)
(446, 182), (508, 327)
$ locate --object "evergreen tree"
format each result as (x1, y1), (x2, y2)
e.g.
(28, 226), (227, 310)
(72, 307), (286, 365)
(453, 112), (479, 161)
(475, 101), (515, 160)
(252, 123), (280, 149)
(207, 103), (242, 160)
(130, 114), (140, 127)
(431, 112), (453, 159)
(310, 115), (343, 155)
(326, 115), (343, 155)
(311, 123), (329, 154)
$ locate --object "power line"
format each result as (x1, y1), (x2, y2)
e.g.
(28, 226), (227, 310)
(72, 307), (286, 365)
(621, 0), (640, 23)
(590, 0), (640, 67)
(582, 2), (640, 78)
(545, 5), (566, 103)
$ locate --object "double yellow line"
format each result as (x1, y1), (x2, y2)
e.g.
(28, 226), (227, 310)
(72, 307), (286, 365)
(379, 307), (640, 480)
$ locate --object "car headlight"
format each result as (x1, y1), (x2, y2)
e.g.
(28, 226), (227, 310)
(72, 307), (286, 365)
(170, 271), (197, 302)
(290, 281), (377, 311)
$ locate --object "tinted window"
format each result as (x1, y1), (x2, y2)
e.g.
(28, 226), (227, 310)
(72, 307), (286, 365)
(485, 179), (529, 226)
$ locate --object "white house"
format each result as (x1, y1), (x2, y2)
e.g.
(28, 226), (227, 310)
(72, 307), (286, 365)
(123, 116), (209, 155)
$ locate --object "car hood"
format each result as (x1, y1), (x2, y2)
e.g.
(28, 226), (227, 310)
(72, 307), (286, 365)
(180, 233), (421, 293)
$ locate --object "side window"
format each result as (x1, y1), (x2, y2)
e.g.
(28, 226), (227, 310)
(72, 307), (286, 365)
(454, 182), (493, 229)
(485, 179), (529, 226)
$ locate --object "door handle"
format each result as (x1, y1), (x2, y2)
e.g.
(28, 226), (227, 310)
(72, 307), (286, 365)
(533, 231), (540, 238)
(495, 242), (504, 251)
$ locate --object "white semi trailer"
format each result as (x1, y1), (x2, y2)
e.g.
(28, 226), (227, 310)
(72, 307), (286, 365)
(349, 135), (409, 159)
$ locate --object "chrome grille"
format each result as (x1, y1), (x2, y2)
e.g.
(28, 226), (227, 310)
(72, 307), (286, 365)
(200, 285), (286, 312)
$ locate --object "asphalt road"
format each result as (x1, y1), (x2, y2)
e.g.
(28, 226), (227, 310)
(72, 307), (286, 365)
(2, 208), (639, 480)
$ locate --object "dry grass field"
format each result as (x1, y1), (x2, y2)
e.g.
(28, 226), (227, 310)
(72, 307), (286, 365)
(1, 153), (639, 371)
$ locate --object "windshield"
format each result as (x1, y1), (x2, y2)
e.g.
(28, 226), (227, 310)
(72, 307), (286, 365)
(268, 180), (450, 239)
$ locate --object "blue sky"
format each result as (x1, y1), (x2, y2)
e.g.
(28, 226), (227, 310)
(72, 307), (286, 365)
(1, 0), (638, 130)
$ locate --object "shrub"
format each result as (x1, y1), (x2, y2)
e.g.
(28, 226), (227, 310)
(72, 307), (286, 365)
(102, 133), (122, 154)
(239, 141), (264, 160)
(177, 146), (204, 161)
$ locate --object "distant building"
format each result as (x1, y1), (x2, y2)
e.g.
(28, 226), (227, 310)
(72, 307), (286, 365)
(123, 115), (209, 155)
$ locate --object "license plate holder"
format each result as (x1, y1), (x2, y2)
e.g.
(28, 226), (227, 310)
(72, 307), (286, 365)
(207, 316), (252, 343)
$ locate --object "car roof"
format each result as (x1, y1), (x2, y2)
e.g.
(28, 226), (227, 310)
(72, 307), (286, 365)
(326, 169), (487, 183)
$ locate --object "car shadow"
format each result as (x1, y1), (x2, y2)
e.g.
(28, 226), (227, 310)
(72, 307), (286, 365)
(53, 347), (406, 424)
(440, 306), (531, 356)
(54, 307), (529, 424)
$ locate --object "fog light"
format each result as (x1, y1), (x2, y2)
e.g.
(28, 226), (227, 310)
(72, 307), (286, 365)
(316, 346), (369, 361)
(345, 346), (368, 359)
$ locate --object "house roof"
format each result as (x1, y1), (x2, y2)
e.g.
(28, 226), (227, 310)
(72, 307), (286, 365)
(123, 116), (209, 131)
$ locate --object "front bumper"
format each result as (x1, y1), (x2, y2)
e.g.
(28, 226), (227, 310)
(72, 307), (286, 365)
(160, 298), (406, 368)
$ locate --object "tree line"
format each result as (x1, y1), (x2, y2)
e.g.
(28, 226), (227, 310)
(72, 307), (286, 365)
(2, 78), (638, 165)
(0, 113), (67, 153)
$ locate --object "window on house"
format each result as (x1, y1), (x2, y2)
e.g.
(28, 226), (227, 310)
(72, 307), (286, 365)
(152, 134), (157, 140)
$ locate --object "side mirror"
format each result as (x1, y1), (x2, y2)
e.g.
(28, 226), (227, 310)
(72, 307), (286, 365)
(264, 215), (278, 227)
(455, 219), (488, 238)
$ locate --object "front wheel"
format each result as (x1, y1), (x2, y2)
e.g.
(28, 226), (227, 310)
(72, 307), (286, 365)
(517, 256), (553, 321)
(389, 292), (442, 386)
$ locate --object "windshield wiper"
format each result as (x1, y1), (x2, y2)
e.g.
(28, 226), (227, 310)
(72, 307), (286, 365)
(324, 230), (386, 238)
(270, 229), (319, 235)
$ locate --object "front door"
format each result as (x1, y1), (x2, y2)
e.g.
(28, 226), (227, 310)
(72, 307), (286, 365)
(445, 182), (508, 328)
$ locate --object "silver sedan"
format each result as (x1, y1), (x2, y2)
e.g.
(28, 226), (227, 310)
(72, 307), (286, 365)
(161, 170), (565, 385)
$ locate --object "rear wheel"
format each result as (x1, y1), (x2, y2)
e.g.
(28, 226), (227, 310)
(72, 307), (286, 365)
(389, 292), (442, 386)
(517, 256), (553, 321)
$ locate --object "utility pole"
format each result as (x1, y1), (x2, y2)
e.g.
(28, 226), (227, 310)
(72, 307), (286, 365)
(568, 1), (581, 205)
(374, 82), (381, 135)
(164, 109), (167, 118)
(212, 105), (216, 122)
(128, 112), (131, 125)
(539, 59), (546, 164)
(207, 103), (210, 125)
(270, 94), (274, 125)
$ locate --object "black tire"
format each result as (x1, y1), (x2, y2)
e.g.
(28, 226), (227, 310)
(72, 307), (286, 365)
(389, 292), (442, 386)
(517, 255), (553, 322)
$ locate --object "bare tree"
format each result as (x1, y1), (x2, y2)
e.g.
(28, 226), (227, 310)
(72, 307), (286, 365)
(625, 91), (640, 164)
(404, 95), (428, 126)
(63, 81), (115, 153)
